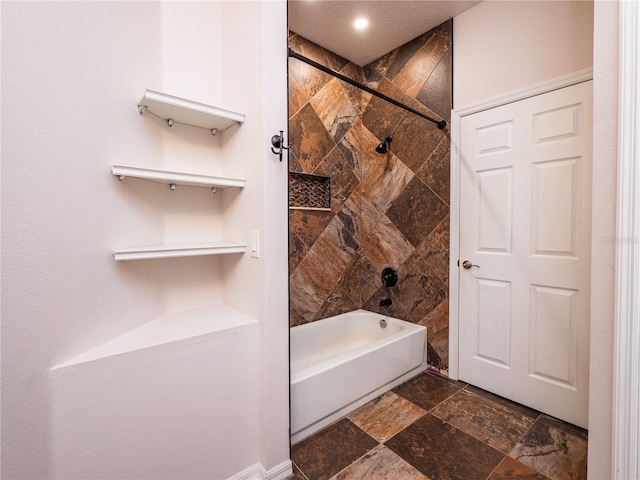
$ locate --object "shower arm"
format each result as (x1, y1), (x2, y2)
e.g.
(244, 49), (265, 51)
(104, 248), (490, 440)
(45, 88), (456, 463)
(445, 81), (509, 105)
(288, 48), (447, 130)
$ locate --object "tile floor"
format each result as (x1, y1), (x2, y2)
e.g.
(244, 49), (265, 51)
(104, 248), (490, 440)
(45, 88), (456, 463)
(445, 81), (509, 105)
(291, 371), (588, 480)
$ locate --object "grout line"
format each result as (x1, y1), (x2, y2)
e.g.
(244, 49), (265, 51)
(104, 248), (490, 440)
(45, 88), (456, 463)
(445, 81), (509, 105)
(483, 455), (507, 480)
(291, 460), (310, 480)
(329, 443), (380, 480)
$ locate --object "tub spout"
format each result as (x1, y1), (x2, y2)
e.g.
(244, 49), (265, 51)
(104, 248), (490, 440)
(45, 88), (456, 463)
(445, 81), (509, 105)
(379, 298), (392, 307)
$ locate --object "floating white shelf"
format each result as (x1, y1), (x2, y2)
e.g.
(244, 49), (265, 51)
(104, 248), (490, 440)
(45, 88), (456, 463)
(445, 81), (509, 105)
(111, 164), (245, 190)
(113, 243), (246, 261)
(138, 89), (245, 133)
(51, 304), (258, 369)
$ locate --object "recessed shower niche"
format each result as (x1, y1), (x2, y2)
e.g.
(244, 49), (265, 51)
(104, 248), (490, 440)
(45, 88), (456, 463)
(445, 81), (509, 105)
(289, 172), (331, 211)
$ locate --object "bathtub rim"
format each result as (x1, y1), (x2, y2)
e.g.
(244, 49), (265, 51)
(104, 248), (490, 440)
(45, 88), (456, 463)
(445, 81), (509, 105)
(290, 310), (426, 382)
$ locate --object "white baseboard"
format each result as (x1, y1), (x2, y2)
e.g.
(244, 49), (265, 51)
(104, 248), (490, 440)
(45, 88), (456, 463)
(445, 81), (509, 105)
(227, 460), (293, 480)
(262, 460), (294, 480)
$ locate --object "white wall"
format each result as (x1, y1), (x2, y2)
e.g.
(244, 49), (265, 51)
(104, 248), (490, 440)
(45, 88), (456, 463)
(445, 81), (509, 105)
(453, 0), (594, 108)
(453, 1), (618, 477)
(1, 1), (289, 478)
(588, 2), (618, 478)
(219, 0), (291, 474)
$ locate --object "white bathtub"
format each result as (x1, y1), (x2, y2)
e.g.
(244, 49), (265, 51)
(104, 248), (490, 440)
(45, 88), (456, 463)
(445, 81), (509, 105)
(290, 309), (427, 443)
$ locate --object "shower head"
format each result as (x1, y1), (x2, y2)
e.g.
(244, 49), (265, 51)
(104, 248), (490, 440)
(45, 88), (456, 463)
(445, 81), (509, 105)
(375, 136), (393, 154)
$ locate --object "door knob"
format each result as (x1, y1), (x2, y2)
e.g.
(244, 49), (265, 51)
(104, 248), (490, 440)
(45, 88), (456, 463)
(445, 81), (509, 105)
(462, 260), (480, 269)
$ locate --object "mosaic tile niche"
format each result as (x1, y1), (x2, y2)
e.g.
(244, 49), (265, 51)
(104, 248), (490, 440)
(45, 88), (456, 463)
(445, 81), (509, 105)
(288, 21), (452, 370)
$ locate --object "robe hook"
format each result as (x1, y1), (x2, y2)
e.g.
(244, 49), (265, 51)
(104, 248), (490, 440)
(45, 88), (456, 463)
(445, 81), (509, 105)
(271, 130), (292, 162)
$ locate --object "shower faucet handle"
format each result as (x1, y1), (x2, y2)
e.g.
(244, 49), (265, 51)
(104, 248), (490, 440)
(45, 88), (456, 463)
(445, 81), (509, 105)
(381, 267), (398, 287)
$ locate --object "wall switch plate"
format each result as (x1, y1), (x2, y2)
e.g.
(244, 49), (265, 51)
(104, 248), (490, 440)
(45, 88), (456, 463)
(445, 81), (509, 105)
(250, 230), (260, 258)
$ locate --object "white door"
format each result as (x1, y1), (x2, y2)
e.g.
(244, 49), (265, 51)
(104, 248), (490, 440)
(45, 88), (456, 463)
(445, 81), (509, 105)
(458, 81), (592, 428)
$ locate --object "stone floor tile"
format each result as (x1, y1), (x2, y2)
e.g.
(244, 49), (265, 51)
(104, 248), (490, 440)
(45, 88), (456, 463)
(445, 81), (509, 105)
(488, 456), (551, 480)
(291, 418), (378, 480)
(464, 385), (540, 420)
(330, 444), (431, 480)
(509, 415), (588, 480)
(431, 388), (535, 454)
(385, 413), (504, 480)
(292, 462), (310, 480)
(392, 371), (464, 411)
(347, 391), (426, 442)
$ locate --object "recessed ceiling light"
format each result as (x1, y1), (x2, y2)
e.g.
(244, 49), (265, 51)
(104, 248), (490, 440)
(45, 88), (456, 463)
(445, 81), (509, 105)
(354, 18), (368, 30)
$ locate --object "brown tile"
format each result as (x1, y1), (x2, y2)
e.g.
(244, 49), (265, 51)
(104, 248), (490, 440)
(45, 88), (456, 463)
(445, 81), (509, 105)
(289, 69), (311, 117)
(292, 462), (310, 480)
(289, 103), (336, 174)
(289, 304), (308, 328)
(386, 176), (449, 248)
(488, 456), (551, 480)
(289, 228), (308, 272)
(330, 444), (430, 480)
(322, 47), (349, 72)
(314, 287), (358, 321)
(391, 109), (447, 175)
(361, 285), (411, 320)
(463, 386), (540, 421)
(291, 209), (360, 321)
(418, 299), (449, 336)
(291, 418), (378, 480)
(385, 32), (434, 82)
(337, 121), (363, 180)
(396, 257), (448, 323)
(361, 78), (407, 142)
(288, 208), (332, 251)
(367, 48), (398, 77)
(310, 78), (359, 143)
(509, 415), (588, 480)
(289, 34), (333, 68)
(385, 414), (504, 480)
(347, 391), (426, 443)
(428, 328), (449, 369)
(288, 51), (332, 112)
(361, 152), (414, 221)
(389, 31), (450, 98)
(338, 251), (380, 307)
(415, 133), (450, 205)
(431, 389), (535, 454)
(427, 341), (447, 371)
(360, 215), (414, 272)
(393, 371), (464, 411)
(339, 62), (365, 113)
(413, 214), (450, 284)
(289, 248), (337, 322)
(314, 147), (359, 214)
(309, 214), (360, 282)
(416, 47), (452, 123)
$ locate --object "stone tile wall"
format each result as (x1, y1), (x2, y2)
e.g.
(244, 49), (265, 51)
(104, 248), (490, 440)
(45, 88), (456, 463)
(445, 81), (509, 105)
(288, 21), (452, 370)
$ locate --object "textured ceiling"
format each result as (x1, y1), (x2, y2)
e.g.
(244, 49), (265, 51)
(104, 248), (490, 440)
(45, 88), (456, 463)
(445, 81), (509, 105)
(288, 0), (481, 66)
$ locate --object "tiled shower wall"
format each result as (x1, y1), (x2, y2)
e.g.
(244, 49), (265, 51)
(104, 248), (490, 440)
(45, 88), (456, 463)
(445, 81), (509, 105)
(288, 21), (452, 370)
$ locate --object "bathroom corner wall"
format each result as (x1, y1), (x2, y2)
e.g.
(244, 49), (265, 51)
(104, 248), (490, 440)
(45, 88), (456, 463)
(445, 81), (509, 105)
(288, 21), (452, 370)
(1, 2), (289, 478)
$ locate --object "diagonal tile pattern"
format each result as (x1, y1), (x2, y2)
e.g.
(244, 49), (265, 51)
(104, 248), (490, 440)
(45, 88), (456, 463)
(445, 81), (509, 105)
(288, 21), (453, 369)
(291, 371), (588, 480)
(346, 391), (426, 443)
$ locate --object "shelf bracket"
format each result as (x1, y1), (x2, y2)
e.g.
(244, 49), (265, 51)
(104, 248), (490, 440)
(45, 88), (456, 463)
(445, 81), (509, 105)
(212, 187), (218, 195)
(138, 105), (147, 115)
(169, 183), (176, 191)
(211, 128), (218, 136)
(118, 175), (125, 182)
(167, 118), (174, 127)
